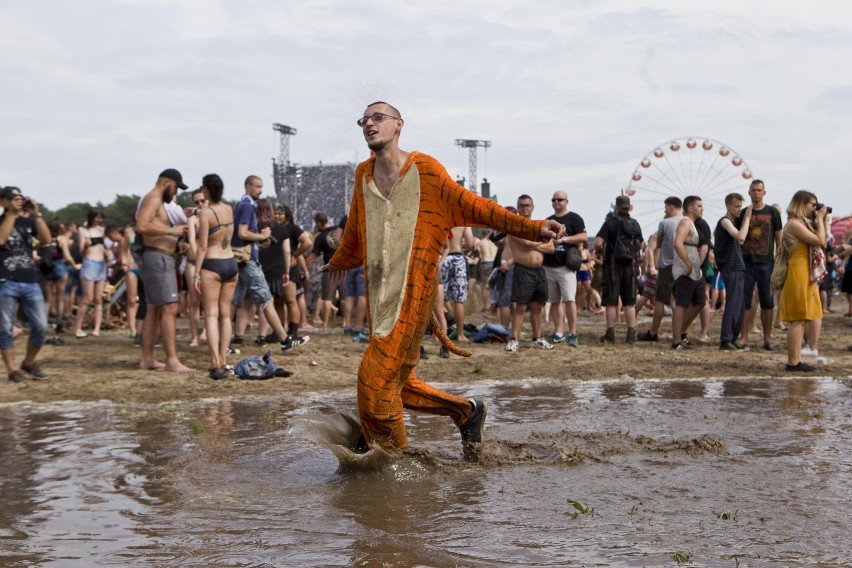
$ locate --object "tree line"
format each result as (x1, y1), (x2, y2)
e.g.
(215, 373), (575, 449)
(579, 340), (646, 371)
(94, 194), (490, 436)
(35, 193), (238, 228)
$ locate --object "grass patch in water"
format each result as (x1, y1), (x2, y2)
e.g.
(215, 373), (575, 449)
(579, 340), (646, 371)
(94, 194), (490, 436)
(672, 551), (692, 564)
(567, 499), (594, 518)
(191, 421), (206, 435)
(715, 509), (737, 520)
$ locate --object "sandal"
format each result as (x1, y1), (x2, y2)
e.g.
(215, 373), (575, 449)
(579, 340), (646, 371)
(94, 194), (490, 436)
(75, 332), (88, 339)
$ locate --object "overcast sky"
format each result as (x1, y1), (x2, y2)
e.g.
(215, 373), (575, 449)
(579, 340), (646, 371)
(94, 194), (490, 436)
(2, 0), (851, 233)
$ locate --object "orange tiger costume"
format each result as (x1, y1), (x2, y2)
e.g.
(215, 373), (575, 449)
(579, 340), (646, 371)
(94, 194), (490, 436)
(329, 151), (545, 452)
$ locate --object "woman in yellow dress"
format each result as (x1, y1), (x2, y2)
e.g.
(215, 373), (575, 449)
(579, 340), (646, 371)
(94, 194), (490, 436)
(778, 190), (828, 372)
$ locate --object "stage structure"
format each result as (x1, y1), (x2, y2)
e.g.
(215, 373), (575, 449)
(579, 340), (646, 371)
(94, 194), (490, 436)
(271, 122), (355, 229)
(276, 162), (355, 230)
(454, 139), (491, 194)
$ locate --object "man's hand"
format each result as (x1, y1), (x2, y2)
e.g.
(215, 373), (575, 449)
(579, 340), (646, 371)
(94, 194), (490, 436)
(172, 224), (188, 238)
(540, 219), (565, 241)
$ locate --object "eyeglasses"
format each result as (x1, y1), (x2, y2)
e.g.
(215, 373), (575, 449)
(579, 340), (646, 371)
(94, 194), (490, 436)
(357, 112), (400, 127)
(551, 198), (566, 202)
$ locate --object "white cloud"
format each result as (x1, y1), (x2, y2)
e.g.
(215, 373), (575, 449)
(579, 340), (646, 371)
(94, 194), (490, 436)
(0, 0), (850, 225)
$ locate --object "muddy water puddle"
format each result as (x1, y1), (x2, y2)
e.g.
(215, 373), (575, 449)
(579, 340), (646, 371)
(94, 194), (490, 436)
(1, 377), (850, 567)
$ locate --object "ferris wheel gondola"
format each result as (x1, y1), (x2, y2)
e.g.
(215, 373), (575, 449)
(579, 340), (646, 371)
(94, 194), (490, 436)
(624, 137), (753, 235)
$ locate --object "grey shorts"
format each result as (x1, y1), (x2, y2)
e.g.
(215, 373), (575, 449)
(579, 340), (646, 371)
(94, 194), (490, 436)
(140, 250), (179, 305)
(544, 264), (577, 303)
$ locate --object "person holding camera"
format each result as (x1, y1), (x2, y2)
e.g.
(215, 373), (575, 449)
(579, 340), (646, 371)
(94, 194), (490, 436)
(0, 186), (52, 382)
(778, 191), (829, 372)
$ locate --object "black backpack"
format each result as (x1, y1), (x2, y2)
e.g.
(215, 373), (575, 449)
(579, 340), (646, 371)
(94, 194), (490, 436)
(612, 216), (642, 265)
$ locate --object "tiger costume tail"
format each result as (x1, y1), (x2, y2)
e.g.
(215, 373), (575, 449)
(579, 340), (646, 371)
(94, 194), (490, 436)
(429, 311), (472, 358)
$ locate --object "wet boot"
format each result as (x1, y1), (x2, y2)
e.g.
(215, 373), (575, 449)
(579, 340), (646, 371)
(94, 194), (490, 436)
(626, 327), (636, 344)
(599, 327), (616, 344)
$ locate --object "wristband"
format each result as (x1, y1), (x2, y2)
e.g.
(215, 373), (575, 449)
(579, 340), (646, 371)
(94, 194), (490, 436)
(168, 227), (174, 236)
(193, 275), (201, 281)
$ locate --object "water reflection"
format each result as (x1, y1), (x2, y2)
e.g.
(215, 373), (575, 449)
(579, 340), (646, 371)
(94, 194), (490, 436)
(0, 377), (849, 567)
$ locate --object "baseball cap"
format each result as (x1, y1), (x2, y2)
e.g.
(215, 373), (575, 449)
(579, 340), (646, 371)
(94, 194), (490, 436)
(615, 195), (631, 212)
(159, 168), (189, 190)
(0, 186), (23, 201)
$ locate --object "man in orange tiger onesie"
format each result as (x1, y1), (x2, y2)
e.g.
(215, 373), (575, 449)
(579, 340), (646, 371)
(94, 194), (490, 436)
(325, 101), (564, 459)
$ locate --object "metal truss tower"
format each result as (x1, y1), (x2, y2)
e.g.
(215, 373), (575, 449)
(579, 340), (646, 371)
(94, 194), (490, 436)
(272, 123), (298, 198)
(454, 139), (491, 194)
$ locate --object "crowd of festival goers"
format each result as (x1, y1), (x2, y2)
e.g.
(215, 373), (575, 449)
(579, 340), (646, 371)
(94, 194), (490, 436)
(2, 172), (850, 383)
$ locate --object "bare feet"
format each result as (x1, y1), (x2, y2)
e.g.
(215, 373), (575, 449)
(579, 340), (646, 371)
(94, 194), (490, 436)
(140, 359), (167, 370)
(164, 359), (194, 373)
(189, 339), (199, 347)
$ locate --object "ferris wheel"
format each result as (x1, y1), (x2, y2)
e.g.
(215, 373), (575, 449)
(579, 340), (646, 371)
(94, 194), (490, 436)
(624, 137), (753, 234)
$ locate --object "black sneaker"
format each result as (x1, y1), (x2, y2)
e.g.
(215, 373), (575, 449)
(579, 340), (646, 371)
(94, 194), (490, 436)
(459, 399), (487, 461)
(439, 346), (450, 358)
(638, 330), (659, 342)
(719, 342), (737, 351)
(281, 335), (310, 351)
(785, 362), (816, 372)
(230, 335), (243, 345)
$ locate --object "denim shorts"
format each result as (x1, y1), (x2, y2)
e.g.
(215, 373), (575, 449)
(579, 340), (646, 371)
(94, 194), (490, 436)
(80, 258), (107, 282)
(344, 266), (366, 298)
(233, 259), (273, 309)
(0, 280), (48, 349)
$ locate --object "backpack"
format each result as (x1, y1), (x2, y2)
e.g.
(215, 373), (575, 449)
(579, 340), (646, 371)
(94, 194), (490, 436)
(612, 216), (642, 265)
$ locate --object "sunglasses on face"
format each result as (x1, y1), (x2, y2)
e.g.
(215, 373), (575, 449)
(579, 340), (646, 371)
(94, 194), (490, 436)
(551, 198), (566, 202)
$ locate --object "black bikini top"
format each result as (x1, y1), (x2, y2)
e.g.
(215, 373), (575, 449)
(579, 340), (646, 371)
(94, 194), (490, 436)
(208, 207), (233, 235)
(90, 236), (105, 246)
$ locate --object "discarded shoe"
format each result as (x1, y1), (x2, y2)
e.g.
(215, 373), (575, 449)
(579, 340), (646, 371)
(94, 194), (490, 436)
(459, 398), (487, 461)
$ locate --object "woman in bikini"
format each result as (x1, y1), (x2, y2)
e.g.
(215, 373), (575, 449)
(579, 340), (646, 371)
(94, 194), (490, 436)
(193, 174), (239, 380)
(73, 209), (108, 338)
(185, 189), (208, 347)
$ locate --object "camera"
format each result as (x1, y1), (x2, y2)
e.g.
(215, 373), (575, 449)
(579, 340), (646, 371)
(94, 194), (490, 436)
(267, 236), (279, 246)
(816, 203), (833, 214)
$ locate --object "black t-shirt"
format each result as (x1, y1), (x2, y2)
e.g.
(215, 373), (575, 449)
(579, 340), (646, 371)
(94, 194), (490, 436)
(543, 211), (586, 267)
(312, 226), (339, 265)
(285, 222), (305, 259)
(0, 214), (40, 283)
(695, 217), (712, 271)
(338, 214), (348, 231)
(258, 223), (292, 280)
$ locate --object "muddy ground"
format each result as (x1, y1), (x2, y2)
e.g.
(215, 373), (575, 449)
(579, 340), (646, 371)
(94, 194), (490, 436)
(2, 298), (850, 405)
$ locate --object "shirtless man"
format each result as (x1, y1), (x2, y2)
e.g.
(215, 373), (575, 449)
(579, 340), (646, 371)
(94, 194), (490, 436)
(442, 226), (475, 345)
(476, 231), (498, 315)
(136, 169), (193, 372)
(504, 194), (556, 352)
